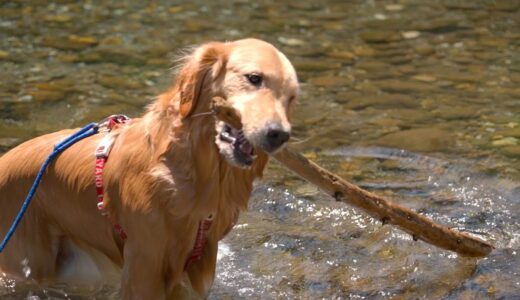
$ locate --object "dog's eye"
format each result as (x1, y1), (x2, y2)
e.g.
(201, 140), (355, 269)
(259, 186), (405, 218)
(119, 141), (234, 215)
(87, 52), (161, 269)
(245, 73), (263, 86)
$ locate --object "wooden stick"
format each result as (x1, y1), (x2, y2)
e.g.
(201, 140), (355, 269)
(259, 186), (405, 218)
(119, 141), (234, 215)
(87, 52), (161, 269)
(272, 148), (494, 257)
(211, 96), (243, 130)
(211, 97), (494, 257)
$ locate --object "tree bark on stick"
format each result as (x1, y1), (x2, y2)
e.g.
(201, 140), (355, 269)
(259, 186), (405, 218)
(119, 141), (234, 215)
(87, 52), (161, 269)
(272, 148), (494, 257)
(211, 97), (494, 257)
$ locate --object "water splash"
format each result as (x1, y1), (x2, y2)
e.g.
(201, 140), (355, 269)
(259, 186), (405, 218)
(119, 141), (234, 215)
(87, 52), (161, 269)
(21, 258), (31, 278)
(0, 272), (16, 295)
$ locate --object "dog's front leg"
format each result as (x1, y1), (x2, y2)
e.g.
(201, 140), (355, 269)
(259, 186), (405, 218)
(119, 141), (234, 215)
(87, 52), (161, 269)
(184, 238), (219, 299)
(120, 233), (168, 300)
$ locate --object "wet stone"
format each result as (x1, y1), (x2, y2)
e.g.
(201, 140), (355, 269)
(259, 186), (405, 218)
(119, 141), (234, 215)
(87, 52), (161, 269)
(40, 36), (98, 51)
(414, 45), (435, 56)
(478, 37), (509, 49)
(385, 4), (404, 11)
(433, 106), (480, 120)
(492, 137), (518, 147)
(443, 2), (480, 10)
(85, 48), (146, 65)
(397, 65), (416, 74)
(382, 54), (414, 65)
(379, 159), (402, 170)
(402, 31), (420, 40)
(495, 128), (520, 138)
(27, 90), (66, 102)
(345, 93), (419, 110)
(356, 60), (392, 72)
(335, 91), (362, 104)
(367, 117), (403, 131)
(374, 79), (437, 93)
(96, 75), (144, 90)
(56, 53), (80, 63)
(293, 59), (342, 72)
(385, 108), (433, 124)
(353, 46), (376, 57)
(283, 46), (325, 57)
(44, 14), (72, 23)
(0, 50), (10, 59)
(0, 51), (24, 63)
(278, 37), (306, 47)
(375, 127), (456, 152)
(412, 75), (437, 82)
(326, 51), (356, 64)
(371, 48), (411, 59)
(308, 76), (354, 88)
(488, 0), (520, 12)
(355, 60), (395, 74)
(473, 52), (498, 62)
(360, 31), (403, 43)
(500, 146), (520, 158)
(182, 19), (216, 33)
(413, 17), (468, 33)
(146, 58), (170, 66)
(288, 3), (323, 11)
(31, 79), (77, 92)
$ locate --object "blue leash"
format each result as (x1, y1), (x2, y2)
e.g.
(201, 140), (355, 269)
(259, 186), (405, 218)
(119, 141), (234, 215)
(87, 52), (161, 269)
(0, 122), (99, 252)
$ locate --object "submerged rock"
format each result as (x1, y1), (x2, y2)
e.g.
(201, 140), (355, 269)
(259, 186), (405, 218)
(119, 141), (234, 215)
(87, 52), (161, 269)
(360, 31), (403, 43)
(27, 90), (66, 102)
(97, 75), (144, 90)
(433, 106), (480, 120)
(374, 79), (437, 93)
(345, 93), (419, 110)
(375, 127), (456, 152)
(40, 35), (98, 51)
(308, 76), (354, 88)
(492, 137), (518, 147)
(500, 146), (520, 158)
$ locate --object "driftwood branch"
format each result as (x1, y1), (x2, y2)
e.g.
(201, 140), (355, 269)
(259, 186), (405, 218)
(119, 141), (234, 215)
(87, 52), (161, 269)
(211, 97), (494, 257)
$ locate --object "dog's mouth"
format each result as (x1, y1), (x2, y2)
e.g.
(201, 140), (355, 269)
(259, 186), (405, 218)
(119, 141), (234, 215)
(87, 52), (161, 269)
(218, 123), (257, 167)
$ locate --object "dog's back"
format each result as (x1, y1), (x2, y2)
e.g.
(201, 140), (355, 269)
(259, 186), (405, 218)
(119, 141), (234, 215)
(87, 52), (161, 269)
(0, 130), (122, 281)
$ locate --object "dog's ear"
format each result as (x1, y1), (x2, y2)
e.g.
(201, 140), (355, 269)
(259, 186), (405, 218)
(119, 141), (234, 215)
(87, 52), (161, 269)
(176, 42), (227, 119)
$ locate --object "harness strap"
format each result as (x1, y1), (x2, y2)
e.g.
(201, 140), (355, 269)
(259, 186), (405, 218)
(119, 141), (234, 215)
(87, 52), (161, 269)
(184, 216), (213, 270)
(94, 115), (213, 268)
(95, 115), (129, 241)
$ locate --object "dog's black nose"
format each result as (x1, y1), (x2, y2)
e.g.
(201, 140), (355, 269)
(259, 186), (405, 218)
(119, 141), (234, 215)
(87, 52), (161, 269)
(266, 128), (290, 151)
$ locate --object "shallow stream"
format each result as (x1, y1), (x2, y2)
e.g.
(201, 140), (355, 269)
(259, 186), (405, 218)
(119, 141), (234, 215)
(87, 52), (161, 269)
(1, 0), (519, 299)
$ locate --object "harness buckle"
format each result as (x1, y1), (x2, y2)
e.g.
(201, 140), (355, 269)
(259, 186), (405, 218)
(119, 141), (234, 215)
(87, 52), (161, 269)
(98, 114), (130, 132)
(95, 134), (117, 158)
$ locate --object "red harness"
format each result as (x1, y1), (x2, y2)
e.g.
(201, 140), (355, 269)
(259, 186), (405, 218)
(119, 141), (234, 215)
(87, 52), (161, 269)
(94, 115), (212, 269)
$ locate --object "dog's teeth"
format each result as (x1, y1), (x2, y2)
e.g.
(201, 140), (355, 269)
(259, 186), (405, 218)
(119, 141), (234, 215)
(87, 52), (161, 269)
(220, 132), (236, 143)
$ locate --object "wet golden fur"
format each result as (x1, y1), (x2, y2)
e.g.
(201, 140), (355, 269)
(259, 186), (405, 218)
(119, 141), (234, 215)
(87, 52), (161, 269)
(0, 38), (298, 299)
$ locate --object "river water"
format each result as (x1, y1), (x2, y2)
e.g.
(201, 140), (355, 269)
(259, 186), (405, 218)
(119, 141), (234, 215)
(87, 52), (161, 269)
(0, 0), (519, 299)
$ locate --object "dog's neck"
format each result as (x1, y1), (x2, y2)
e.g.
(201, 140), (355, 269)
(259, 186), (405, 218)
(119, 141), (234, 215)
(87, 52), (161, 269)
(143, 91), (268, 217)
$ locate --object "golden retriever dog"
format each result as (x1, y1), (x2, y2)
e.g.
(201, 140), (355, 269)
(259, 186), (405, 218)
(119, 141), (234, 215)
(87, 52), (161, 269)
(0, 38), (299, 298)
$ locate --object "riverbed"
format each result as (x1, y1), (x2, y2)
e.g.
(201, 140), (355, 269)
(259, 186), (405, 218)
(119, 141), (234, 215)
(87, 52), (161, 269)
(0, 0), (519, 299)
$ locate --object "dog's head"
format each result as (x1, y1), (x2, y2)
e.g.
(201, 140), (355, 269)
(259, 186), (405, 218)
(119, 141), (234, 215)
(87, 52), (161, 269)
(173, 38), (299, 168)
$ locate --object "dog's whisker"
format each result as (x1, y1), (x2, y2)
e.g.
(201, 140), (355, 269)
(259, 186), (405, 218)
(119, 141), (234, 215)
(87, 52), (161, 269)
(189, 111), (214, 118)
(288, 136), (312, 145)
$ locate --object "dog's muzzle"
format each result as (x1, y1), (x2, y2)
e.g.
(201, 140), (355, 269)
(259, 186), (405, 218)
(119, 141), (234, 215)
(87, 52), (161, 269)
(219, 124), (257, 166)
